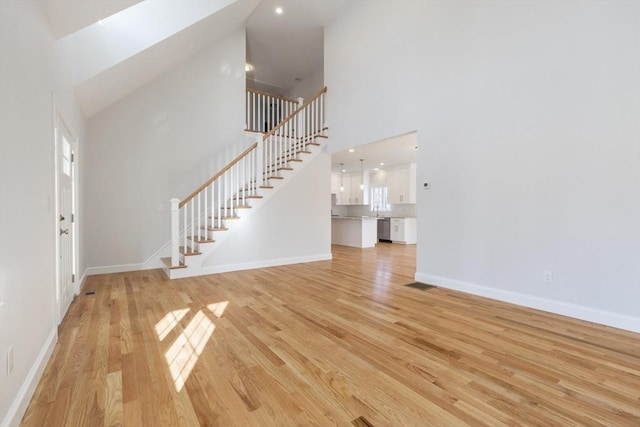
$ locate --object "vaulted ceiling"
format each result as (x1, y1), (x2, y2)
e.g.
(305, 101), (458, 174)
(41, 0), (349, 118)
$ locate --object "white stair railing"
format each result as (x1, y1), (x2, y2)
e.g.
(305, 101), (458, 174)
(262, 86), (326, 185)
(246, 89), (299, 134)
(169, 86), (327, 268)
(170, 143), (259, 266)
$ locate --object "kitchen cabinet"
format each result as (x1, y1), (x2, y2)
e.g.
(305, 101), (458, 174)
(332, 172), (368, 205)
(390, 217), (417, 244)
(332, 172), (349, 205)
(348, 171), (369, 205)
(387, 163), (416, 204)
(332, 217), (377, 248)
(331, 172), (340, 195)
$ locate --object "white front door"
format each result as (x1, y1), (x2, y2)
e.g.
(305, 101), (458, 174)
(57, 120), (75, 322)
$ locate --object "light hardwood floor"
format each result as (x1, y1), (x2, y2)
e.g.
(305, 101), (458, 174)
(22, 243), (640, 426)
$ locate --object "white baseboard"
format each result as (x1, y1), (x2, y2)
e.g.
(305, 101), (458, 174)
(1, 328), (57, 427)
(87, 253), (333, 280)
(86, 262), (156, 276)
(202, 253), (333, 275)
(78, 269), (88, 291)
(169, 253), (333, 279)
(415, 272), (640, 333)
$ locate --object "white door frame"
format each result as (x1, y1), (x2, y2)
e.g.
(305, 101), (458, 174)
(53, 107), (79, 325)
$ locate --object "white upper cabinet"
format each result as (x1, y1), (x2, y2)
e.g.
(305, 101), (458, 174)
(348, 171), (369, 205)
(386, 163), (416, 204)
(332, 171), (369, 205)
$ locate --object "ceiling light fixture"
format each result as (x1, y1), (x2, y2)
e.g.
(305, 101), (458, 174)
(348, 148), (354, 153)
(245, 63), (254, 72)
(275, 7), (283, 14)
(379, 162), (384, 166)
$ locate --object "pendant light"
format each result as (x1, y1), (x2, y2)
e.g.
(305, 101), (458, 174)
(339, 163), (344, 192)
(359, 159), (364, 190)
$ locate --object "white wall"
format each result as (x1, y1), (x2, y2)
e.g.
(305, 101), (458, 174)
(202, 149), (332, 270)
(285, 68), (324, 101)
(0, 1), (85, 425)
(85, 28), (247, 269)
(325, 0), (640, 331)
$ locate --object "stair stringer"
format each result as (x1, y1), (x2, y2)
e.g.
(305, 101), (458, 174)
(165, 138), (328, 279)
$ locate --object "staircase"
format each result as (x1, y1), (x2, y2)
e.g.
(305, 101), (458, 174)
(161, 87), (327, 279)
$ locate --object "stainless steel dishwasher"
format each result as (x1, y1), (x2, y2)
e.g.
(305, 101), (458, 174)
(377, 217), (391, 242)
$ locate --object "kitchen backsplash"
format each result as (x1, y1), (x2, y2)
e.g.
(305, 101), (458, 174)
(332, 204), (416, 218)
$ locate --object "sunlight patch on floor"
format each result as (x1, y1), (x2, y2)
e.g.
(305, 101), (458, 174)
(155, 308), (189, 341)
(207, 301), (229, 318)
(157, 301), (229, 392)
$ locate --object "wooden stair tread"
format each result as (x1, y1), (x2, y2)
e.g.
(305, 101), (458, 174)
(210, 216), (240, 220)
(233, 195), (263, 200)
(201, 225), (229, 231)
(187, 236), (215, 243)
(266, 176), (284, 180)
(260, 185), (274, 189)
(161, 257), (187, 269)
(179, 246), (201, 256)
(306, 142), (321, 146)
(277, 167), (294, 171)
(223, 205), (252, 209)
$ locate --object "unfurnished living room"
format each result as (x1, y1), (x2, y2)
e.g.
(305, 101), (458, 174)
(1, 0), (639, 426)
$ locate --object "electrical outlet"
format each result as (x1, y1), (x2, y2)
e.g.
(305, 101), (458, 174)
(7, 345), (14, 375)
(543, 270), (553, 283)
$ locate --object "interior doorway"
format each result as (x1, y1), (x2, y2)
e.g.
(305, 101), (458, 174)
(54, 112), (78, 324)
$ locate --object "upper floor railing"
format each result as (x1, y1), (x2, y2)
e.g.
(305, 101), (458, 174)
(245, 88), (299, 134)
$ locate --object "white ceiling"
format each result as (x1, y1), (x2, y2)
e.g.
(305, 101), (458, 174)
(331, 132), (418, 173)
(74, 0), (260, 117)
(42, 0), (143, 39)
(245, 0), (348, 96)
(41, 0), (348, 117)
(42, 0), (407, 169)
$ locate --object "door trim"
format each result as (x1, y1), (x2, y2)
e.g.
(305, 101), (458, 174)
(53, 106), (79, 325)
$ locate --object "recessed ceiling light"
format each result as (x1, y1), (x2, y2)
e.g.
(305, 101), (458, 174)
(348, 149), (354, 153)
(374, 167), (379, 171)
(275, 7), (283, 14)
(245, 63), (254, 72)
(341, 169), (346, 173)
(414, 145), (418, 150)
(379, 162), (384, 166)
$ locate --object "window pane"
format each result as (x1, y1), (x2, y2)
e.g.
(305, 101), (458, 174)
(62, 137), (71, 176)
(370, 186), (390, 212)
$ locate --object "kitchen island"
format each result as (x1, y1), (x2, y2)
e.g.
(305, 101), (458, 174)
(331, 216), (378, 248)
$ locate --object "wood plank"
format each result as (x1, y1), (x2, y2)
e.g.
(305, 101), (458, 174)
(20, 244), (640, 426)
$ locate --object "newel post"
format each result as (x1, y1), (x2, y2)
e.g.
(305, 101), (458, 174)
(170, 198), (180, 266)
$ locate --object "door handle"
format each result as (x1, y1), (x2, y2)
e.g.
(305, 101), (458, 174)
(60, 228), (69, 235)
